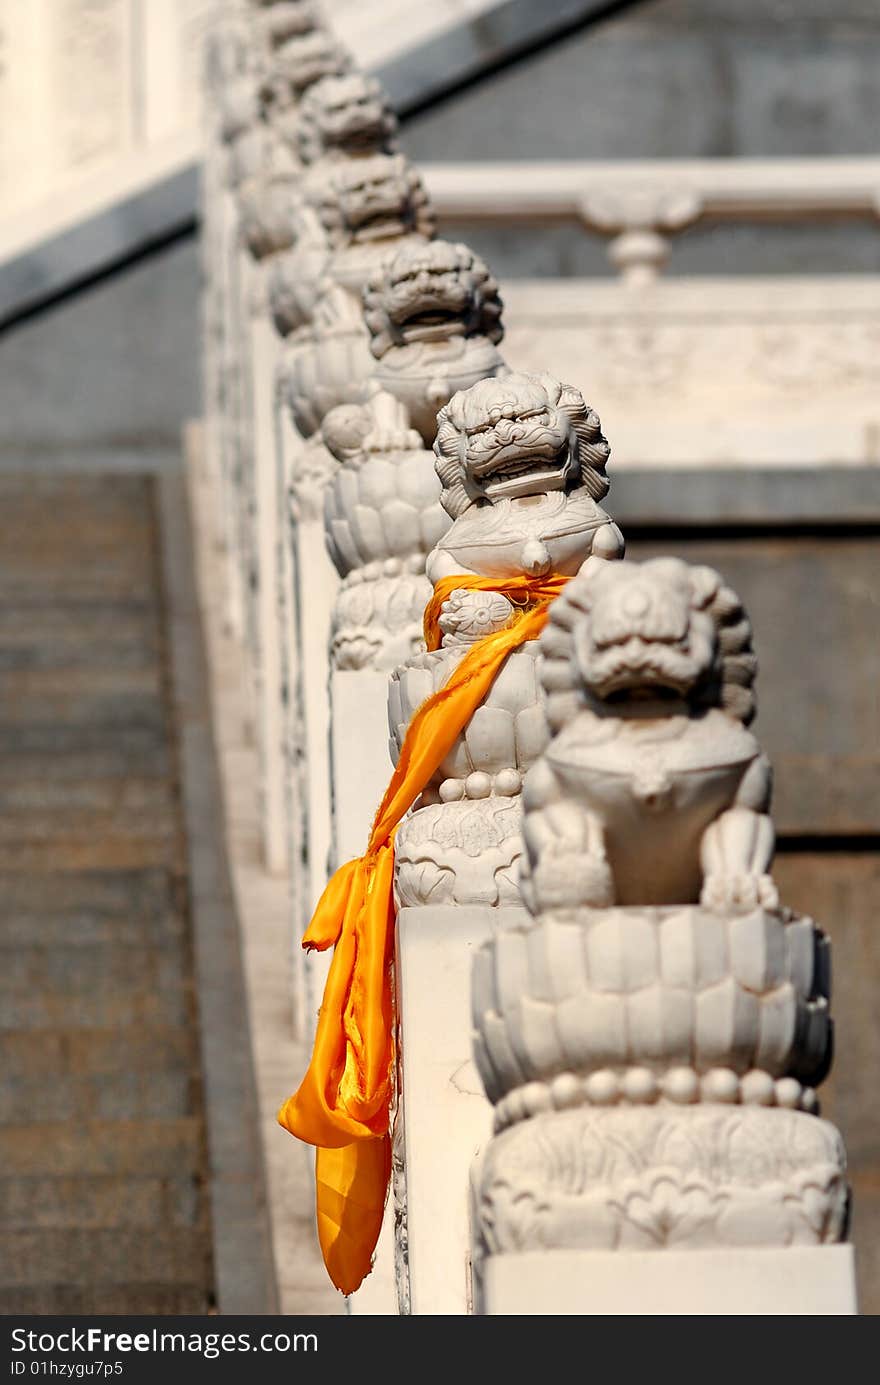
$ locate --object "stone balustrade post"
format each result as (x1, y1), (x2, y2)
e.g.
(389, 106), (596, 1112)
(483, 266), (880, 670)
(273, 149), (435, 1062)
(470, 555), (858, 1315)
(386, 372), (624, 1312)
(235, 23), (354, 884)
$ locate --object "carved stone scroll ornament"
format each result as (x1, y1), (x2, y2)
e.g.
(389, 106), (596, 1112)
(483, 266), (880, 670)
(389, 373), (625, 911)
(471, 556), (849, 1272)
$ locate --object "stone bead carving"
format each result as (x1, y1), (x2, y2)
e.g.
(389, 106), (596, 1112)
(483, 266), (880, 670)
(471, 554), (849, 1264)
(389, 374), (624, 909)
(389, 648), (543, 908)
(323, 396), (449, 671)
(473, 902), (831, 1115)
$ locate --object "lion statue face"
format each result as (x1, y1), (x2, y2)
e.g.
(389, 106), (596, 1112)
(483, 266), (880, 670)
(433, 373), (611, 516)
(259, 30), (352, 115)
(256, 1), (319, 53)
(541, 557), (757, 726)
(362, 240), (504, 357)
(297, 73), (397, 165)
(309, 153), (435, 247)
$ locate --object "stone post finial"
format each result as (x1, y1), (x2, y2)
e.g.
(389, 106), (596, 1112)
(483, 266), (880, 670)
(471, 555), (853, 1314)
(392, 371), (624, 918)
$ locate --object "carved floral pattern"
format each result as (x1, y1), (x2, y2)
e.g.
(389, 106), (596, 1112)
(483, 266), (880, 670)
(475, 1107), (848, 1258)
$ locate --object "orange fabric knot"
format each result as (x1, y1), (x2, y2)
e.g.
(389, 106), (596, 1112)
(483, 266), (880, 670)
(277, 570), (570, 1295)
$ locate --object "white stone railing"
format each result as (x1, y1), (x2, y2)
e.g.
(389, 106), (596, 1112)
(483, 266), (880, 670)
(423, 157), (880, 284)
(198, 0), (862, 1319)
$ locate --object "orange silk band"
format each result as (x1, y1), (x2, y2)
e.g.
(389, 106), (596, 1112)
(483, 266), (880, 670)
(277, 571), (569, 1295)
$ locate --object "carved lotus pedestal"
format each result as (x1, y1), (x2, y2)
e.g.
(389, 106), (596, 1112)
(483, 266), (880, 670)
(283, 320), (376, 439)
(471, 903), (857, 1314)
(324, 437), (448, 672)
(326, 436), (448, 901)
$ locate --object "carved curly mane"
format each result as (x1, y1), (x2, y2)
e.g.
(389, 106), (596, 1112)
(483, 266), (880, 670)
(540, 557), (757, 730)
(432, 372), (611, 519)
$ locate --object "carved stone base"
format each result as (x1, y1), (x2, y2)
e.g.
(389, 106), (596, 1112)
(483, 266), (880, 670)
(481, 1245), (857, 1316)
(331, 565), (431, 671)
(474, 1106), (849, 1262)
(394, 797), (523, 908)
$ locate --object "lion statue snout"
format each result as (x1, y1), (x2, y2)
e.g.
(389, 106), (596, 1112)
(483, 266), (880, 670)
(540, 556), (758, 731)
(575, 570), (718, 703)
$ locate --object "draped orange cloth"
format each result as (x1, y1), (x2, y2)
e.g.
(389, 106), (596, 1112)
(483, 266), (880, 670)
(277, 571), (569, 1295)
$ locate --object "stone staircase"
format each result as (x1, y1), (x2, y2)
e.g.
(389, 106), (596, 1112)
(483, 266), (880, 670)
(0, 473), (215, 1314)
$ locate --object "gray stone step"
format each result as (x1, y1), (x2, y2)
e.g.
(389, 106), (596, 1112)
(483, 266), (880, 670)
(0, 1071), (197, 1125)
(0, 472), (215, 1313)
(0, 985), (194, 1030)
(0, 1175), (201, 1228)
(0, 1227), (210, 1288)
(0, 604), (159, 672)
(0, 942), (189, 991)
(0, 776), (174, 817)
(0, 1119), (204, 1177)
(0, 867), (182, 935)
(0, 1284), (211, 1314)
(0, 1027), (198, 1080)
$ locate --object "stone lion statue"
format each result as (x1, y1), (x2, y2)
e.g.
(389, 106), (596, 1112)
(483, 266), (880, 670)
(259, 29), (353, 112)
(255, 0), (320, 53)
(304, 152), (435, 253)
(520, 555), (777, 915)
(357, 239), (507, 444)
(269, 152), (434, 337)
(427, 371), (624, 584)
(296, 72), (397, 166)
(233, 32), (352, 253)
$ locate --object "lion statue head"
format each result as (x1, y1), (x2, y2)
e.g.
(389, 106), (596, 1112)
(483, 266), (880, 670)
(362, 239), (504, 358)
(254, 1), (319, 55)
(305, 152), (435, 249)
(257, 30), (352, 116)
(296, 72), (397, 166)
(432, 372), (611, 518)
(540, 557), (758, 727)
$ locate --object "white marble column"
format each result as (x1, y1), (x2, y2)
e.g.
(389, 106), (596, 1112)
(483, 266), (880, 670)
(387, 373), (623, 1313)
(471, 556), (858, 1315)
